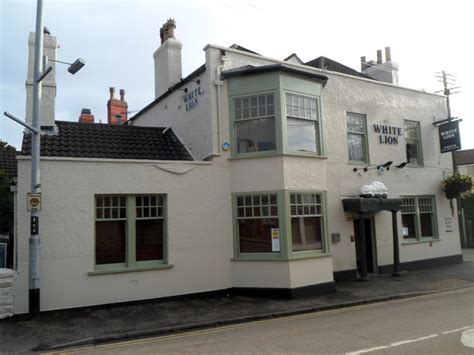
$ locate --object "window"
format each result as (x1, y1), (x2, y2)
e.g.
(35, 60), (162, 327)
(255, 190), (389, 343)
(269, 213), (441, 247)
(347, 113), (368, 162)
(290, 193), (323, 251)
(401, 196), (437, 241)
(95, 195), (165, 270)
(286, 93), (319, 153)
(404, 120), (423, 166)
(234, 94), (276, 154)
(236, 193), (279, 253)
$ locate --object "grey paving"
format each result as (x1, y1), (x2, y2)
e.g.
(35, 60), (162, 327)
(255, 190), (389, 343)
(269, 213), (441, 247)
(1, 253), (473, 353)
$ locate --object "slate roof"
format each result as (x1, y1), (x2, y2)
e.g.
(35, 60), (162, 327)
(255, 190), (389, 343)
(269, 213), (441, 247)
(0, 151), (18, 179)
(455, 149), (474, 166)
(305, 56), (372, 79)
(21, 121), (193, 161)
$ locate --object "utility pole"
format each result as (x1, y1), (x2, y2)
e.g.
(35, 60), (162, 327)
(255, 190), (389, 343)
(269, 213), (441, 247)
(3, 0), (84, 318)
(435, 71), (465, 247)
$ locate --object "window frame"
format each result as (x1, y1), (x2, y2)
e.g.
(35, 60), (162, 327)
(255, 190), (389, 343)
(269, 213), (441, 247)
(230, 91), (279, 158)
(401, 195), (438, 242)
(232, 190), (329, 261)
(404, 120), (424, 167)
(93, 194), (169, 274)
(346, 112), (369, 164)
(284, 92), (322, 155)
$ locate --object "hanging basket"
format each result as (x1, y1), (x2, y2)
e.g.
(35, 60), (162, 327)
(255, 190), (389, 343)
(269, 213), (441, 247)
(443, 173), (472, 214)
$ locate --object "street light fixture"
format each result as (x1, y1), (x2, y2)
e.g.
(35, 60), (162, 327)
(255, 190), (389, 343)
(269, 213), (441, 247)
(2, 0), (85, 318)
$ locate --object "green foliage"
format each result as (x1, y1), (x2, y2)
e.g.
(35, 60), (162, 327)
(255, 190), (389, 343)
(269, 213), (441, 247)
(442, 173), (473, 199)
(0, 171), (13, 233)
(0, 140), (16, 152)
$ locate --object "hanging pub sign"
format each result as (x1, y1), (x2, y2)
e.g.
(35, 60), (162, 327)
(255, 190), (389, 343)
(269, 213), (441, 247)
(438, 120), (461, 153)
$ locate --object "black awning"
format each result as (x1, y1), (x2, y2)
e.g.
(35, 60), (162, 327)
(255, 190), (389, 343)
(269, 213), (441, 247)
(342, 198), (402, 213)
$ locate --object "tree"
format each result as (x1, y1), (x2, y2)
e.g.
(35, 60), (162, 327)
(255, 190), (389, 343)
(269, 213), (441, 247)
(0, 139), (16, 152)
(0, 171), (13, 233)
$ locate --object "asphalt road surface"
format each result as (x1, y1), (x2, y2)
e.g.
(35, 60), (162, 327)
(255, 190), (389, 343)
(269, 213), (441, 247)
(63, 287), (474, 354)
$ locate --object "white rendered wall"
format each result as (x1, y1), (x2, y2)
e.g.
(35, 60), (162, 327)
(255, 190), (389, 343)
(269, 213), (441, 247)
(133, 71), (213, 161)
(14, 156), (232, 313)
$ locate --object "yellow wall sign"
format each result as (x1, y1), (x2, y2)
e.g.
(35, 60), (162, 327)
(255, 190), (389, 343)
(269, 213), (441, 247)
(27, 193), (42, 211)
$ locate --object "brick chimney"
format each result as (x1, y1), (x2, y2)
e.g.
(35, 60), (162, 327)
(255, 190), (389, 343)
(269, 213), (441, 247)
(154, 19), (182, 98)
(107, 87), (128, 124)
(79, 108), (95, 123)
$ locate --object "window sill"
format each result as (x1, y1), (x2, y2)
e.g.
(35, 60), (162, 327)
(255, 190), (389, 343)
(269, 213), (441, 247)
(402, 238), (441, 245)
(88, 264), (173, 275)
(283, 152), (328, 159)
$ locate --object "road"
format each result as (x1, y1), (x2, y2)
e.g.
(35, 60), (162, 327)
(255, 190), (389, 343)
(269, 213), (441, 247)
(62, 287), (474, 354)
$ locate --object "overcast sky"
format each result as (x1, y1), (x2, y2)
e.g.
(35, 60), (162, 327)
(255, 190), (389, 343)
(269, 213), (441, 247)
(1, 0), (472, 150)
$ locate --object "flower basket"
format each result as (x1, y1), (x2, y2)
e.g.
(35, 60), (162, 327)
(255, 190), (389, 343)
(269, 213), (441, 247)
(442, 173), (472, 214)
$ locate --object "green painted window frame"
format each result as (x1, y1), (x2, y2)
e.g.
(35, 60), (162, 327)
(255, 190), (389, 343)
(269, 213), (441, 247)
(93, 194), (169, 273)
(346, 112), (369, 164)
(228, 74), (325, 160)
(284, 92), (322, 156)
(230, 91), (280, 158)
(232, 190), (329, 261)
(404, 120), (424, 167)
(400, 195), (438, 242)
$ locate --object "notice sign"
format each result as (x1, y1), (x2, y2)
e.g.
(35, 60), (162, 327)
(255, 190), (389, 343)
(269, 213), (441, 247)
(439, 121), (461, 153)
(27, 193), (42, 211)
(271, 228), (280, 252)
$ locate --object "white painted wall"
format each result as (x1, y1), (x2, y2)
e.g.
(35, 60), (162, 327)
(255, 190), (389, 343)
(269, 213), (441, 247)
(14, 156), (233, 313)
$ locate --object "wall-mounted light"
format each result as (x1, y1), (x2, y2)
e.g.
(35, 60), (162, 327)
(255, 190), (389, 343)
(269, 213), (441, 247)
(191, 79), (201, 85)
(396, 162), (408, 169)
(178, 88), (188, 93)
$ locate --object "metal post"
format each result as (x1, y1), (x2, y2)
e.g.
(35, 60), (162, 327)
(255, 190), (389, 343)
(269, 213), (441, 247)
(391, 211), (401, 277)
(29, 0), (44, 318)
(358, 213), (368, 281)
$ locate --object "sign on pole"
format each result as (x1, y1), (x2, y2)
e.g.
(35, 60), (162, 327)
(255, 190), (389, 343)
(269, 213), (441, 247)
(27, 193), (42, 212)
(439, 120), (461, 153)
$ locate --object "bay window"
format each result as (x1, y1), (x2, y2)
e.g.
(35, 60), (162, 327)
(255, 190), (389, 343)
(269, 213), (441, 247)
(286, 93), (319, 153)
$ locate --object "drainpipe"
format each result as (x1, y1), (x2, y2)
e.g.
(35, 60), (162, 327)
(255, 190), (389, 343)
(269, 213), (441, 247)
(214, 52), (227, 153)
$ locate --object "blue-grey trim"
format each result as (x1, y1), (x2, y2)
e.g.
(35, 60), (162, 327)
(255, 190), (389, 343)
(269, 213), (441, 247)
(222, 64), (329, 85)
(378, 254), (463, 274)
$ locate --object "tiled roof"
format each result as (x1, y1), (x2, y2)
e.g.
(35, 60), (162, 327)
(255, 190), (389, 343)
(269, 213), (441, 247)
(21, 121), (193, 161)
(305, 56), (372, 79)
(0, 151), (18, 179)
(455, 149), (474, 166)
(229, 44), (261, 56)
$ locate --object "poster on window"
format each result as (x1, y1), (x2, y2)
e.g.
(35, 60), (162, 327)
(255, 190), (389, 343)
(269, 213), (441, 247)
(439, 121), (461, 153)
(271, 228), (280, 252)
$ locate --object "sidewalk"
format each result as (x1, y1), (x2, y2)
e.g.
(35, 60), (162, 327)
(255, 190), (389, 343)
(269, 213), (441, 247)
(1, 255), (473, 353)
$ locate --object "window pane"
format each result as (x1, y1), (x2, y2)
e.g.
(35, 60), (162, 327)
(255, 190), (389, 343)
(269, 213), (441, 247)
(420, 213), (434, 237)
(406, 141), (420, 165)
(95, 221), (126, 264)
(136, 219), (163, 261)
(348, 133), (365, 161)
(236, 118), (276, 153)
(238, 218), (279, 253)
(347, 115), (365, 133)
(402, 214), (417, 239)
(287, 118), (317, 153)
(291, 217), (322, 251)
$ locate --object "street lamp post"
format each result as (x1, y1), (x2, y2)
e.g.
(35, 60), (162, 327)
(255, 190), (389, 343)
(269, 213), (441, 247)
(3, 0), (85, 318)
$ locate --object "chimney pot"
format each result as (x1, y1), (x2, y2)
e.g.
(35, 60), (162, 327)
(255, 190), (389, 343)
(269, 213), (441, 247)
(79, 108), (95, 123)
(385, 47), (392, 62)
(361, 56), (367, 71)
(377, 50), (383, 64)
(120, 89), (125, 101)
(109, 87), (115, 100)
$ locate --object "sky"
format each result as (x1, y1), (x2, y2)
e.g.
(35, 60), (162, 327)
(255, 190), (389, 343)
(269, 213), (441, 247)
(1, 0), (472, 150)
